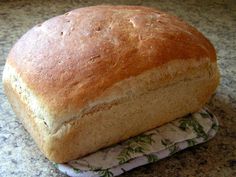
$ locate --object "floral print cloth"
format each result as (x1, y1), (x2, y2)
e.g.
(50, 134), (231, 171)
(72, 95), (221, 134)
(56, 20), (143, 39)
(56, 108), (218, 177)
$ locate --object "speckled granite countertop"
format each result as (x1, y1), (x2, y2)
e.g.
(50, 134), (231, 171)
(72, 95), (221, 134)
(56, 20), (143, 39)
(0, 0), (235, 177)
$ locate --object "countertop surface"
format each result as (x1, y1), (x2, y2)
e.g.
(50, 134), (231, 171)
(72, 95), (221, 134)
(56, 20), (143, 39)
(0, 0), (235, 177)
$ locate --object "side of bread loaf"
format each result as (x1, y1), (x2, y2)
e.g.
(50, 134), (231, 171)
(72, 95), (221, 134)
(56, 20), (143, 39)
(3, 5), (219, 163)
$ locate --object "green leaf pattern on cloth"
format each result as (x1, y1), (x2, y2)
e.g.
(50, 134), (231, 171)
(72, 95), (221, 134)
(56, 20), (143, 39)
(179, 115), (208, 140)
(211, 123), (218, 130)
(169, 144), (179, 155)
(117, 133), (155, 164)
(56, 108), (219, 177)
(92, 168), (113, 177)
(145, 154), (159, 163)
(161, 138), (173, 146)
(186, 139), (196, 147)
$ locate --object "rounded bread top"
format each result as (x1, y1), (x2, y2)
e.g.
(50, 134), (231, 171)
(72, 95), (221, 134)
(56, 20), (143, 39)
(7, 5), (216, 117)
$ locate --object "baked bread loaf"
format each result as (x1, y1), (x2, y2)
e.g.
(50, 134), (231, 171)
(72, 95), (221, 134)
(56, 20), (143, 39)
(3, 5), (219, 163)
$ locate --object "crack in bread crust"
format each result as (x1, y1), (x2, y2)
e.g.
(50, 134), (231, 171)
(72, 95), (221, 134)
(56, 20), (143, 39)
(3, 58), (218, 134)
(3, 58), (219, 162)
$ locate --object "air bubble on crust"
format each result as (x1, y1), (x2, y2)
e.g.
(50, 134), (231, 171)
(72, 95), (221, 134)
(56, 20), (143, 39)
(88, 55), (101, 64)
(95, 26), (101, 31)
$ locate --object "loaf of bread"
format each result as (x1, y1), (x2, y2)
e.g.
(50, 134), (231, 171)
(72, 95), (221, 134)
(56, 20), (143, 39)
(3, 5), (219, 163)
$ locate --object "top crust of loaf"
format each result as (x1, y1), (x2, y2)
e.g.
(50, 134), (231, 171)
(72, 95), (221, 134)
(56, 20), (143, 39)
(4, 6), (217, 132)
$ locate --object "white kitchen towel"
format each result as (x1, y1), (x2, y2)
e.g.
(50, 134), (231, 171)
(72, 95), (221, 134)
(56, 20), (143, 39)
(55, 108), (218, 177)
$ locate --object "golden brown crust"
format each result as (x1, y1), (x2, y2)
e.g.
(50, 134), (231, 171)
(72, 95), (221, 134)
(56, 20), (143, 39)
(6, 5), (216, 120)
(3, 61), (219, 163)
